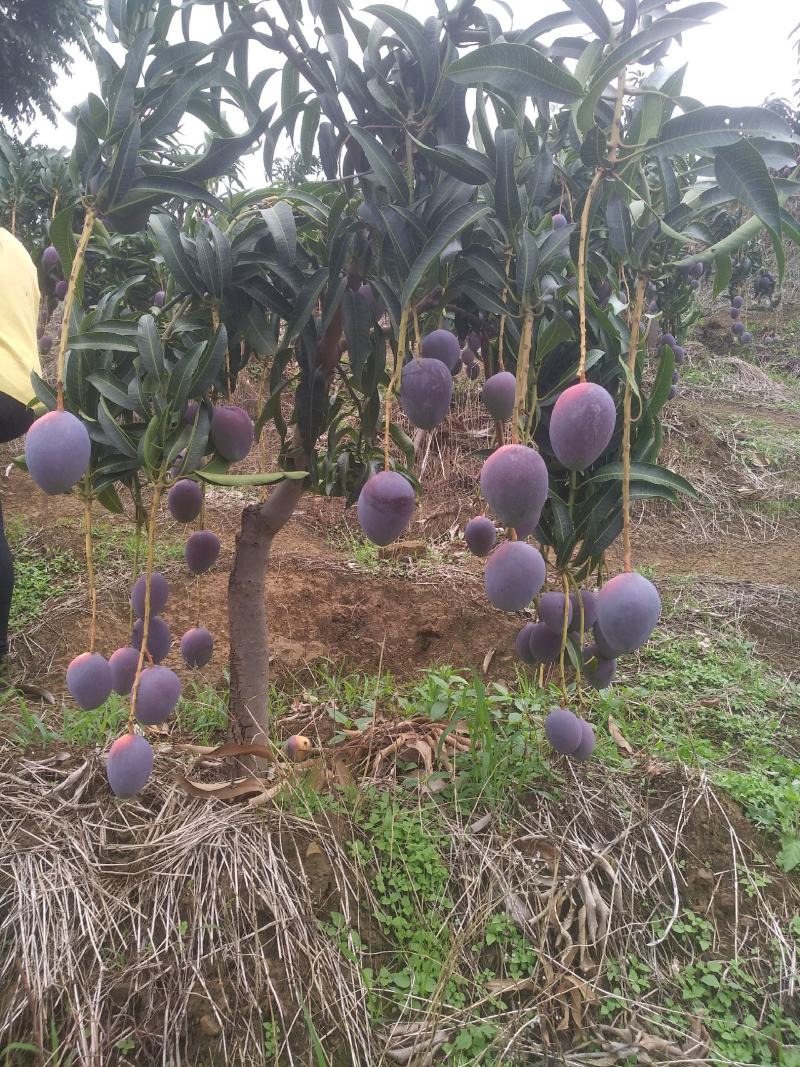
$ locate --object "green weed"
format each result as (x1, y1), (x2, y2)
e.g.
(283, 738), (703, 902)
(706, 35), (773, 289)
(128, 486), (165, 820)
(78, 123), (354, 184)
(5, 518), (79, 631)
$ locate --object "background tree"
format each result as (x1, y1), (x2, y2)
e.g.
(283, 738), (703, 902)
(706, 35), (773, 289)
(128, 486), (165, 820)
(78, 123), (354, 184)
(0, 0), (98, 127)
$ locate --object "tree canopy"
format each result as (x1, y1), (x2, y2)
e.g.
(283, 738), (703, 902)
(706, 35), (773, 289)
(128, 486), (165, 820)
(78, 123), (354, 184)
(0, 0), (97, 126)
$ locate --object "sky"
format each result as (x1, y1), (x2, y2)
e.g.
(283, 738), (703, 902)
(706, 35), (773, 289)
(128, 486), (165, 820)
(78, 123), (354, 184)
(21, 0), (800, 183)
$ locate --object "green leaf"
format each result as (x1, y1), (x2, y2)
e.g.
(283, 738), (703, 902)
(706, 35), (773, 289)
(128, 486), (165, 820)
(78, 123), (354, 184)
(777, 835), (800, 873)
(300, 101), (321, 169)
(714, 138), (782, 238)
(410, 137), (494, 185)
(175, 111), (273, 183)
(97, 397), (139, 458)
(87, 371), (138, 409)
(107, 28), (153, 137)
(652, 106), (799, 157)
(516, 230), (539, 303)
(194, 326), (228, 393)
(366, 5), (434, 101)
(562, 0), (611, 41)
(130, 174), (224, 213)
(149, 214), (202, 294)
(263, 201), (297, 264)
(96, 483), (126, 514)
(606, 190), (632, 260)
(285, 269), (329, 344)
(647, 346), (675, 418)
(343, 288), (372, 382)
(50, 206), (80, 299)
(585, 461), (698, 498)
(713, 252), (732, 298)
(389, 423), (415, 468)
(137, 314), (165, 380)
(576, 15), (717, 135)
(494, 128), (520, 231)
(401, 203), (491, 307)
(106, 119), (142, 207)
(347, 125), (409, 204)
(446, 43), (582, 104)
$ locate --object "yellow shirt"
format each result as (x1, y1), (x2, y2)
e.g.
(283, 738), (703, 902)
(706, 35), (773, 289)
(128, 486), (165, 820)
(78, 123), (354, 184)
(0, 227), (42, 405)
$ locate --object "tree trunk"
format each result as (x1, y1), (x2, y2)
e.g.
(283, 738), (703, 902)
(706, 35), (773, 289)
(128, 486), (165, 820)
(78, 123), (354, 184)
(227, 477), (306, 747)
(227, 307), (344, 751)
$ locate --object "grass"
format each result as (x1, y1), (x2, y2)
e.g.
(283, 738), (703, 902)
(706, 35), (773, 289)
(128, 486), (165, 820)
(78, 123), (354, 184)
(1, 682), (228, 749)
(91, 520), (185, 572)
(5, 517), (79, 631)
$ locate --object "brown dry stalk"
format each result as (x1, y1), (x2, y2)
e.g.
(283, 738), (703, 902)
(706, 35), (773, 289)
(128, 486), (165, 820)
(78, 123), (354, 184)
(128, 483), (163, 731)
(56, 208), (96, 410)
(383, 305), (410, 469)
(83, 494), (96, 653)
(511, 309), (534, 445)
(622, 275), (648, 572)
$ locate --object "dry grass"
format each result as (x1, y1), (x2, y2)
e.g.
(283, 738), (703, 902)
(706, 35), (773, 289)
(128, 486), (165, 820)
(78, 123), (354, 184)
(1, 749), (796, 1066)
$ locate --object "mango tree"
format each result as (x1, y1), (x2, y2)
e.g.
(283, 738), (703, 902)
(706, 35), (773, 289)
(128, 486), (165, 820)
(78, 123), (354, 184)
(21, 0), (800, 790)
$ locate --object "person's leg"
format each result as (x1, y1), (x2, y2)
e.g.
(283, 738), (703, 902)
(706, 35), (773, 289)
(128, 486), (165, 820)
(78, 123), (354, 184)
(0, 496), (13, 662)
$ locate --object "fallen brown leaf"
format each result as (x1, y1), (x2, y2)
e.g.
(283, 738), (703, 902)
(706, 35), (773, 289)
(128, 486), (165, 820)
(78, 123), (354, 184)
(607, 715), (634, 755)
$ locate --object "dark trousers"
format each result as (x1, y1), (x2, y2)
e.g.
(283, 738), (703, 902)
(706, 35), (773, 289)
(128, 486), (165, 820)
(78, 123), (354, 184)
(0, 392), (35, 659)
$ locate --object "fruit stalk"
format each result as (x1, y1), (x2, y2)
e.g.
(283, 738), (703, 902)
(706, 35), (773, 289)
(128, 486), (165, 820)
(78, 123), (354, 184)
(56, 208), (95, 411)
(383, 305), (410, 469)
(577, 74), (626, 385)
(511, 309), (534, 445)
(496, 249), (511, 372)
(83, 493), (96, 653)
(577, 170), (603, 383)
(622, 274), (648, 573)
(128, 483), (163, 731)
(558, 570), (571, 702)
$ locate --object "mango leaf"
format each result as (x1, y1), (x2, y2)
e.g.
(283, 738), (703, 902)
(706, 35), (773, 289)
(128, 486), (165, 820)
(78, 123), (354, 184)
(562, 0), (611, 41)
(174, 111), (273, 183)
(651, 106), (798, 157)
(347, 125), (409, 204)
(263, 201), (297, 264)
(410, 137), (494, 185)
(97, 397), (139, 458)
(197, 468), (307, 487)
(515, 230), (539, 303)
(106, 119), (141, 207)
(446, 43), (582, 104)
(606, 190), (632, 260)
(194, 326), (228, 392)
(150, 214), (203, 294)
(87, 371), (138, 409)
(50, 206), (80, 299)
(401, 203), (491, 307)
(343, 288), (372, 382)
(283, 269), (328, 345)
(647, 346), (675, 418)
(137, 314), (165, 380)
(366, 5), (435, 102)
(714, 138), (781, 239)
(576, 15), (717, 135)
(107, 28), (152, 137)
(584, 461), (698, 498)
(494, 128), (520, 231)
